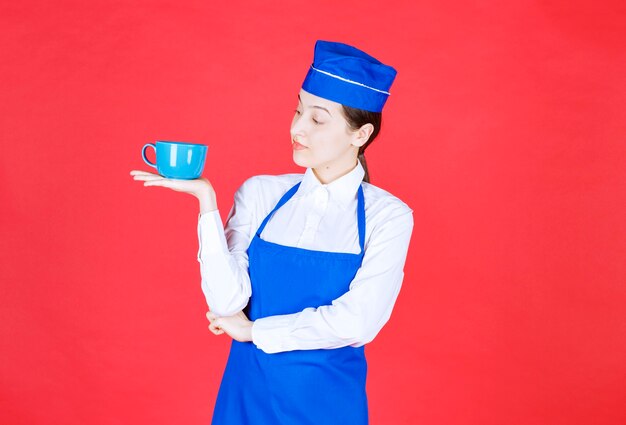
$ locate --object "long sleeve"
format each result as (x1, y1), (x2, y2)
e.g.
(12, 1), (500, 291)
(197, 180), (256, 316)
(251, 202), (414, 354)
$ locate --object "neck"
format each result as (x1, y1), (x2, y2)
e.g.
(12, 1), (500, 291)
(313, 158), (358, 185)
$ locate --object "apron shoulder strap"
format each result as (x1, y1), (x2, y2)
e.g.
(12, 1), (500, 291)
(357, 184), (366, 255)
(256, 182), (301, 237)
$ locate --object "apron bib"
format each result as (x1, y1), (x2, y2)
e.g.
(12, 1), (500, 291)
(211, 182), (368, 425)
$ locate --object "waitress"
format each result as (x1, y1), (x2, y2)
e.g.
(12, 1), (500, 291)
(131, 40), (413, 424)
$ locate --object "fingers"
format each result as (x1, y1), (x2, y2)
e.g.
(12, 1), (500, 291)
(207, 311), (224, 336)
(143, 180), (167, 188)
(132, 174), (165, 182)
(132, 173), (175, 188)
(209, 322), (224, 335)
(130, 170), (159, 177)
(130, 170), (167, 186)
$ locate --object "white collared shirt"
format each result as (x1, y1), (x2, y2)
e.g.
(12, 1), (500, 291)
(197, 161), (414, 354)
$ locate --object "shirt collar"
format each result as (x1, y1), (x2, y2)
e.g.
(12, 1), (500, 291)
(295, 160), (365, 208)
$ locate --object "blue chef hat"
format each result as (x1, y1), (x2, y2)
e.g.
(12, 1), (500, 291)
(301, 40), (397, 113)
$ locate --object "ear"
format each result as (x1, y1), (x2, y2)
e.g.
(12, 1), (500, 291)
(351, 123), (374, 148)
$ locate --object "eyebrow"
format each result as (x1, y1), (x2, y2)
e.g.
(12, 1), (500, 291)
(298, 94), (332, 116)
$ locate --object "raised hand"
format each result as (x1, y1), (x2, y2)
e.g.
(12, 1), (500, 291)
(130, 170), (217, 212)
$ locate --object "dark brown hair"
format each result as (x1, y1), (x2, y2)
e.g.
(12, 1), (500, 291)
(341, 105), (382, 183)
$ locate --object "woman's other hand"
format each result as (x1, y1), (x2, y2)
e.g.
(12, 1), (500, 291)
(130, 170), (217, 213)
(206, 310), (254, 343)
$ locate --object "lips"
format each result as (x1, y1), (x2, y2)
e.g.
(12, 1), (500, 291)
(292, 141), (308, 150)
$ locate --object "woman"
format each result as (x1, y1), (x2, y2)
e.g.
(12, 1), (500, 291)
(131, 40), (413, 424)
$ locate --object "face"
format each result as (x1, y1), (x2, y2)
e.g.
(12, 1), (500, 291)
(290, 89), (369, 174)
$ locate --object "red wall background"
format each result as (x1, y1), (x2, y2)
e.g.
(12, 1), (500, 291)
(1, 1), (625, 424)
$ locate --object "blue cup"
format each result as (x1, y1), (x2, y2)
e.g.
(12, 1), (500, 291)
(141, 141), (208, 179)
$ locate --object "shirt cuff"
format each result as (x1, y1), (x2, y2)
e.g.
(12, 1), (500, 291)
(198, 210), (229, 255)
(251, 314), (299, 354)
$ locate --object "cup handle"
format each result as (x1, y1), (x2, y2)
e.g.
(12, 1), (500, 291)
(141, 143), (157, 169)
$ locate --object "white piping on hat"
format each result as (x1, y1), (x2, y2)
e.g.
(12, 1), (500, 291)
(310, 65), (390, 95)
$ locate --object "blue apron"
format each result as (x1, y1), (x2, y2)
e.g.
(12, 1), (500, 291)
(211, 181), (368, 425)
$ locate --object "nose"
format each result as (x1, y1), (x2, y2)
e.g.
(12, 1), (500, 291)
(290, 115), (305, 141)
